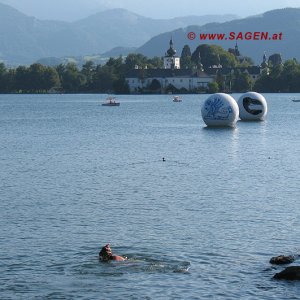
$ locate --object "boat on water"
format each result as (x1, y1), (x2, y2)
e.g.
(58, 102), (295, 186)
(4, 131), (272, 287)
(173, 96), (182, 102)
(102, 96), (120, 106)
(292, 99), (300, 102)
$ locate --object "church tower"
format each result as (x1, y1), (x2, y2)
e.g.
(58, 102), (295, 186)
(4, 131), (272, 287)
(164, 38), (180, 69)
(261, 52), (268, 68)
(234, 42), (240, 56)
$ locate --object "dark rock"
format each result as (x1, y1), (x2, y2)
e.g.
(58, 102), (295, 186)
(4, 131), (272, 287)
(273, 266), (300, 280)
(269, 255), (295, 265)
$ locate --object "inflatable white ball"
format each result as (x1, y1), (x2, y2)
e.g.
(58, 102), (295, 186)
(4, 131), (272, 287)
(201, 93), (239, 127)
(238, 92), (267, 121)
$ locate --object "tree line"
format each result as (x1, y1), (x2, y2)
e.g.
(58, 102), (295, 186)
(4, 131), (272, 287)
(0, 44), (300, 94)
(0, 55), (164, 94)
(254, 59), (300, 92)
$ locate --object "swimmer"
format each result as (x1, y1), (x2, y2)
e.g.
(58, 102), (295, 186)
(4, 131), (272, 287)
(99, 244), (127, 261)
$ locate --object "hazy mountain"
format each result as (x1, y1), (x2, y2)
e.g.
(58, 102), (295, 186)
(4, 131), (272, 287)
(0, 3), (87, 64)
(0, 3), (237, 65)
(0, 0), (111, 22)
(101, 47), (138, 58)
(2, 2), (299, 66)
(136, 8), (300, 63)
(73, 9), (238, 52)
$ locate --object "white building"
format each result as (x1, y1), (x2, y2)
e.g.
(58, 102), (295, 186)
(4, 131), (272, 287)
(163, 38), (180, 69)
(126, 69), (213, 93)
(126, 39), (213, 93)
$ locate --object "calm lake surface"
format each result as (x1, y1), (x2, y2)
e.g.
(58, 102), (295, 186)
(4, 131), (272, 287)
(1, 93), (300, 299)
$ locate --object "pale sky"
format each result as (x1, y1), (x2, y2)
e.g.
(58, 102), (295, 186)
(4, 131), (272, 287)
(1, 0), (300, 21)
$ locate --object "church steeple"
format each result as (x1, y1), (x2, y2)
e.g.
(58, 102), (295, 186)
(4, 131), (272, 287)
(261, 51), (268, 68)
(235, 42), (240, 57)
(166, 37), (176, 57)
(164, 37), (180, 69)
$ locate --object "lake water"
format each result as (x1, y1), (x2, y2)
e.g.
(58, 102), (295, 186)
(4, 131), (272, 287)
(1, 93), (300, 299)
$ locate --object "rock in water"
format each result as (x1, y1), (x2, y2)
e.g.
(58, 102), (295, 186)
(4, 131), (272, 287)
(273, 266), (300, 280)
(270, 255), (295, 265)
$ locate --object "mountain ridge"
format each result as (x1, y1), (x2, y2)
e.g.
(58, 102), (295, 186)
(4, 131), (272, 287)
(1, 3), (299, 66)
(0, 3), (237, 65)
(136, 7), (300, 63)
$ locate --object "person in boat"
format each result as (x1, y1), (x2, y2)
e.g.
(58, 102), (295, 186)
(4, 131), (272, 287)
(99, 244), (126, 261)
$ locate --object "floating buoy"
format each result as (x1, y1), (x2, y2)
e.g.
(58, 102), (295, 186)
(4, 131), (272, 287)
(201, 93), (239, 127)
(238, 92), (267, 121)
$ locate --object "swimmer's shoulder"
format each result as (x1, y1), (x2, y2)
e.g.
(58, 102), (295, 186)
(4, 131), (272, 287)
(112, 255), (127, 261)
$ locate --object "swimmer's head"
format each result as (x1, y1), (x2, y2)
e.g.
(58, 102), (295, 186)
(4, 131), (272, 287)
(99, 244), (112, 261)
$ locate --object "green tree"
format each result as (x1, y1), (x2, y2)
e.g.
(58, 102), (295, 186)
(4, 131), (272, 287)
(106, 56), (124, 74)
(181, 45), (192, 58)
(81, 61), (96, 91)
(269, 64), (283, 92)
(232, 70), (253, 92)
(27, 63), (45, 92)
(59, 63), (86, 92)
(113, 78), (130, 94)
(181, 45), (195, 69)
(15, 66), (30, 92)
(219, 52), (237, 68)
(268, 53), (282, 67)
(4, 69), (16, 92)
(92, 64), (118, 92)
(207, 82), (219, 93)
(192, 44), (226, 70)
(42, 67), (61, 91)
(124, 53), (148, 71)
(180, 45), (198, 69)
(0, 63), (7, 92)
(147, 56), (163, 69)
(280, 59), (300, 92)
(181, 56), (195, 69)
(253, 73), (273, 92)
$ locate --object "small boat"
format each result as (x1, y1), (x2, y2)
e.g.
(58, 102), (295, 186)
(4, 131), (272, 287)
(102, 96), (120, 106)
(173, 96), (182, 102)
(292, 99), (300, 102)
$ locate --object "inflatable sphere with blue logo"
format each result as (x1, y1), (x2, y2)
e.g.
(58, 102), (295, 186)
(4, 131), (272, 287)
(201, 93), (239, 127)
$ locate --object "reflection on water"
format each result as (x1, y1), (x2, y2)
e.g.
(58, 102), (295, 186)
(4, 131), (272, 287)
(98, 255), (191, 274)
(1, 94), (300, 299)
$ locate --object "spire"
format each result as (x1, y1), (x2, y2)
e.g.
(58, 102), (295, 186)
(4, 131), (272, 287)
(263, 51), (267, 63)
(261, 51), (268, 68)
(197, 51), (203, 71)
(235, 42), (240, 56)
(166, 36), (176, 57)
(164, 37), (180, 69)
